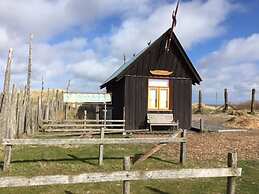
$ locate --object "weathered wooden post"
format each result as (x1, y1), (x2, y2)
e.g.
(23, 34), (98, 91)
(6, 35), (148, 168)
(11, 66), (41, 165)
(10, 85), (17, 138)
(46, 101), (50, 121)
(3, 85), (17, 171)
(99, 103), (107, 166)
(224, 88), (228, 112)
(26, 33), (33, 96)
(84, 110), (87, 129)
(198, 90), (202, 113)
(37, 96), (42, 130)
(15, 92), (20, 136)
(60, 90), (64, 111)
(3, 143), (12, 172)
(200, 118), (204, 132)
(55, 90), (59, 113)
(3, 48), (13, 95)
(1, 48), (13, 140)
(0, 93), (3, 112)
(180, 129), (186, 165)
(123, 156), (131, 194)
(49, 99), (53, 121)
(227, 152), (237, 194)
(250, 88), (256, 114)
(21, 87), (28, 134)
(26, 97), (34, 135)
(98, 127), (104, 166)
(64, 103), (68, 120)
(96, 105), (99, 122)
(40, 76), (44, 109)
(47, 88), (50, 102)
(104, 102), (107, 128)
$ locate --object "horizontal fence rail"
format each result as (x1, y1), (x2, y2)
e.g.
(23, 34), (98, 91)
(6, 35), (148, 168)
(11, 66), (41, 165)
(40, 119), (126, 135)
(0, 167), (242, 188)
(43, 128), (125, 132)
(42, 120), (125, 123)
(3, 137), (186, 146)
(2, 129), (187, 172)
(42, 124), (125, 128)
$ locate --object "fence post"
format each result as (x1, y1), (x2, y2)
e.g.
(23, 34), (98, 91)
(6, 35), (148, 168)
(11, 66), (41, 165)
(198, 90), (202, 113)
(123, 156), (131, 194)
(224, 88), (228, 112)
(96, 105), (99, 122)
(1, 48), (13, 141)
(227, 152), (237, 194)
(45, 99), (50, 121)
(84, 110), (87, 129)
(180, 129), (186, 165)
(98, 127), (105, 166)
(64, 103), (68, 120)
(3, 85), (16, 171)
(200, 118), (204, 132)
(37, 96), (42, 130)
(104, 102), (107, 124)
(99, 103), (107, 166)
(250, 88), (256, 114)
(3, 145), (12, 172)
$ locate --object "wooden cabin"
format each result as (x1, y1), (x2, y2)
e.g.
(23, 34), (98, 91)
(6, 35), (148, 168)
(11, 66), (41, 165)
(100, 28), (202, 130)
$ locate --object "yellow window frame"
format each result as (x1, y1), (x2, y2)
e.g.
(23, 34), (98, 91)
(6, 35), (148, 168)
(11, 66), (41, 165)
(148, 86), (169, 111)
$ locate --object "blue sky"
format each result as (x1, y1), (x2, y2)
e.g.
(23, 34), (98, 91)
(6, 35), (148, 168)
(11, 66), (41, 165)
(0, 0), (259, 104)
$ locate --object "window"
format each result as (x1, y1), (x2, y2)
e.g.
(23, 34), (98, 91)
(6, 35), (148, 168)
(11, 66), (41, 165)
(148, 79), (169, 110)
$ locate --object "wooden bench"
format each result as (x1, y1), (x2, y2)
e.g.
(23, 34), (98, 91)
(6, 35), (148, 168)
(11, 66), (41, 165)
(147, 113), (179, 131)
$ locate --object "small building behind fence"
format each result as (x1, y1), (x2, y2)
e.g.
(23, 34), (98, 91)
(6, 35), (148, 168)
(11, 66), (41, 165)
(63, 92), (112, 120)
(101, 28), (202, 130)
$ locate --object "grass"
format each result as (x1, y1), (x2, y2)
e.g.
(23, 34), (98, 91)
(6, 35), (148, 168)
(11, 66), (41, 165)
(0, 144), (258, 194)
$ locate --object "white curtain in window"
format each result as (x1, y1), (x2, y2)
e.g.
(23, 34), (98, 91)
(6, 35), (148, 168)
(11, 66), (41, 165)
(159, 89), (168, 109)
(148, 79), (169, 87)
(148, 88), (157, 109)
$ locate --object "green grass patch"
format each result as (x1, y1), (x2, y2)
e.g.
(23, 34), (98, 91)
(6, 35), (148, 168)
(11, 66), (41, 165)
(0, 145), (258, 194)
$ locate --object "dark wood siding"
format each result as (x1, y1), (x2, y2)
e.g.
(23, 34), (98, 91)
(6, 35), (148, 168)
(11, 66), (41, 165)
(120, 32), (195, 83)
(124, 76), (192, 130)
(173, 78), (192, 129)
(124, 76), (148, 130)
(107, 79), (125, 120)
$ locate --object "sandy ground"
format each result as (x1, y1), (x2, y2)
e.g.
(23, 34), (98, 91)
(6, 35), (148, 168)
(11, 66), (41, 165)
(155, 130), (259, 162)
(141, 112), (259, 161)
(192, 113), (233, 131)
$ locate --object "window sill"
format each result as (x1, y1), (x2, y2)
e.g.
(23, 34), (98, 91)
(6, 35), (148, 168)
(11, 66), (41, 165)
(148, 109), (172, 112)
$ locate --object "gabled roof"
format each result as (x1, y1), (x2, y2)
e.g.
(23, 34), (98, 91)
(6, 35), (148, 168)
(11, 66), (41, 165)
(100, 28), (202, 88)
(102, 47), (148, 86)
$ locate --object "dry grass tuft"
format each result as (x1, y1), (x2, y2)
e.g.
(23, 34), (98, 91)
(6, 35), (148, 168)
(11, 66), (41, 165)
(225, 111), (259, 129)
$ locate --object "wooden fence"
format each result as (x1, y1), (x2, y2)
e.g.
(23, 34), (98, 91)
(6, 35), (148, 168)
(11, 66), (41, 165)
(2, 129), (186, 171)
(197, 88), (256, 113)
(0, 84), (64, 139)
(40, 119), (126, 135)
(0, 153), (241, 194)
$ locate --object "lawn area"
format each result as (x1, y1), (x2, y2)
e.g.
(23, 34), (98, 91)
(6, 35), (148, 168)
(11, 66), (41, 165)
(0, 144), (258, 194)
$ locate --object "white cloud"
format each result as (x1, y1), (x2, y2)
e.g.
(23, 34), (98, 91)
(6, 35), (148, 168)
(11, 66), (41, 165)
(100, 0), (238, 59)
(176, 0), (238, 48)
(198, 34), (259, 103)
(0, 0), (240, 95)
(0, 0), (151, 41)
(67, 51), (120, 83)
